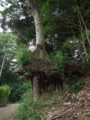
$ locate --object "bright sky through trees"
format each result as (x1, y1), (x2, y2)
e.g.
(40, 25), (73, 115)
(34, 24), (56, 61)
(0, 6), (3, 32)
(0, 3), (11, 32)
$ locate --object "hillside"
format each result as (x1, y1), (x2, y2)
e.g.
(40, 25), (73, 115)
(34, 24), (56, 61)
(41, 76), (90, 120)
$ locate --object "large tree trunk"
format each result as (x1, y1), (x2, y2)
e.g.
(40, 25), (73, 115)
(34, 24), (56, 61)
(25, 0), (45, 101)
(33, 74), (39, 101)
(26, 0), (45, 58)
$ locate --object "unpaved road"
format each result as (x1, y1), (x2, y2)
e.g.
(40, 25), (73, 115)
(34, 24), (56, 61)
(0, 104), (19, 120)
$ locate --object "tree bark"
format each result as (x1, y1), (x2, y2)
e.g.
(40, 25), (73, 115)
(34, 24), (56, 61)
(25, 0), (45, 101)
(33, 74), (39, 101)
(78, 10), (90, 45)
(77, 11), (88, 55)
(25, 0), (45, 58)
(0, 48), (7, 78)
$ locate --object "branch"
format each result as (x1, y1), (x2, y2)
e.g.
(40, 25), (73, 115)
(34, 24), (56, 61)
(47, 108), (74, 120)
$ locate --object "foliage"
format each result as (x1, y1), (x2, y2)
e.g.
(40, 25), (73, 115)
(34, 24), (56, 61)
(0, 85), (11, 100)
(62, 33), (90, 67)
(62, 33), (90, 65)
(53, 51), (68, 73)
(0, 33), (18, 59)
(9, 82), (30, 103)
(14, 90), (51, 120)
(0, 33), (18, 79)
(66, 75), (85, 93)
(0, 0), (90, 104)
(69, 81), (85, 94)
(62, 36), (82, 57)
(51, 90), (59, 101)
(82, 54), (90, 71)
(0, 0), (34, 44)
(1, 0), (90, 52)
(0, 71), (30, 103)
(15, 44), (29, 65)
(0, 32), (18, 59)
(0, 1), (87, 50)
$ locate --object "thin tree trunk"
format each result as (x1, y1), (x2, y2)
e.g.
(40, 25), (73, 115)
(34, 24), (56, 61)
(0, 49), (7, 78)
(78, 10), (90, 44)
(31, 80), (33, 98)
(74, 0), (90, 44)
(77, 11), (88, 55)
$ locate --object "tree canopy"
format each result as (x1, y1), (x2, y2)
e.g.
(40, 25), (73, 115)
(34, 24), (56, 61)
(0, 0), (90, 53)
(0, 33), (18, 78)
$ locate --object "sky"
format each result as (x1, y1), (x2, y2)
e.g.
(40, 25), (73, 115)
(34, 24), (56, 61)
(0, 5), (4, 32)
(0, 3), (11, 32)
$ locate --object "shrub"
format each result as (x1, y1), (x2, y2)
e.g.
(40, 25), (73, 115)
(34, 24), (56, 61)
(9, 82), (30, 103)
(82, 54), (90, 71)
(14, 90), (40, 120)
(0, 85), (11, 100)
(15, 44), (29, 65)
(66, 75), (85, 93)
(0, 85), (11, 106)
(14, 90), (51, 120)
(53, 51), (68, 73)
(69, 81), (85, 94)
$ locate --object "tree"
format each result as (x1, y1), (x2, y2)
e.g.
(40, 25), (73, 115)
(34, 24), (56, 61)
(25, 0), (45, 58)
(23, 0), (90, 101)
(0, 0), (35, 45)
(24, 0), (45, 101)
(1, 0), (90, 101)
(0, 33), (18, 78)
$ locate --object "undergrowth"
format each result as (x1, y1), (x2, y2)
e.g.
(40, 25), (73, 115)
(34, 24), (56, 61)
(14, 90), (51, 120)
(14, 81), (85, 120)
(66, 74), (85, 93)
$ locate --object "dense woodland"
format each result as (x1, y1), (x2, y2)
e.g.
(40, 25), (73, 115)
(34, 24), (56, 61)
(0, 0), (90, 120)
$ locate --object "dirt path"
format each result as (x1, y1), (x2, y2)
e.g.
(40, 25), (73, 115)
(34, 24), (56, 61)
(0, 104), (19, 120)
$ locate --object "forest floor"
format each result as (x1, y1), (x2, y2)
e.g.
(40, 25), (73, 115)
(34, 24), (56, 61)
(40, 75), (90, 120)
(0, 104), (19, 120)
